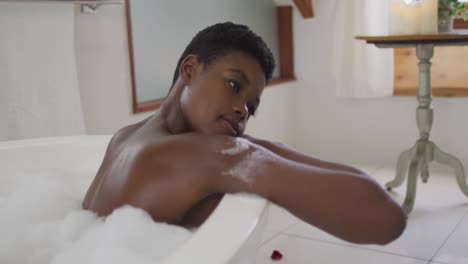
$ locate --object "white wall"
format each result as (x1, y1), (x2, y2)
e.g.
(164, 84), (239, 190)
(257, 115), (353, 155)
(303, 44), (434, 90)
(291, 0), (468, 168)
(0, 3), (86, 141)
(75, 5), (295, 144)
(75, 5), (150, 134)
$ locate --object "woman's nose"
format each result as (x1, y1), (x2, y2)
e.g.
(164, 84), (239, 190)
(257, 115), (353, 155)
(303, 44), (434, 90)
(233, 103), (248, 121)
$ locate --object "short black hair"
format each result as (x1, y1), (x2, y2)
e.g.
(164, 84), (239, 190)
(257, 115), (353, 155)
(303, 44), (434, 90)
(170, 22), (275, 90)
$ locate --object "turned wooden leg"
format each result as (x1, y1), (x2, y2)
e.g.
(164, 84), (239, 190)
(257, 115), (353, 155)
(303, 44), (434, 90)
(402, 143), (425, 215)
(420, 164), (429, 183)
(386, 145), (416, 191)
(433, 143), (468, 197)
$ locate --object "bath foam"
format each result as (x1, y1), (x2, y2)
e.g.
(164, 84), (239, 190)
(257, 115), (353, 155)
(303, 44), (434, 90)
(219, 137), (250, 155)
(0, 172), (192, 264)
(223, 150), (267, 185)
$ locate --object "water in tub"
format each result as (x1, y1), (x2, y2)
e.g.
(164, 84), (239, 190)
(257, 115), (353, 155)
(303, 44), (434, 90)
(0, 168), (192, 264)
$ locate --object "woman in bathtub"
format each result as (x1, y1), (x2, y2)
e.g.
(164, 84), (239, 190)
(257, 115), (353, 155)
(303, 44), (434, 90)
(82, 22), (406, 245)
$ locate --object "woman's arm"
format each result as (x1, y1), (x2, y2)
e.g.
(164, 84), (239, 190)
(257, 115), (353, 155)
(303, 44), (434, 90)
(158, 134), (406, 245)
(237, 136), (406, 244)
(247, 155), (406, 245)
(242, 134), (365, 175)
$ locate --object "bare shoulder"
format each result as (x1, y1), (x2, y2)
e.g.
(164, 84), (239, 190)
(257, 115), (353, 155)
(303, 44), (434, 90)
(132, 134), (265, 225)
(84, 121), (271, 225)
(108, 119), (148, 148)
(140, 134), (258, 189)
(114, 132), (264, 225)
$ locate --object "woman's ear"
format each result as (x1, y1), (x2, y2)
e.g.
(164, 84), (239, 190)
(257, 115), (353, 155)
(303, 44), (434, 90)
(179, 55), (200, 84)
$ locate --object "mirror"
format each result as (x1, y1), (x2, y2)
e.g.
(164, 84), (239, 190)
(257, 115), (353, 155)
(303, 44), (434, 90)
(125, 0), (295, 113)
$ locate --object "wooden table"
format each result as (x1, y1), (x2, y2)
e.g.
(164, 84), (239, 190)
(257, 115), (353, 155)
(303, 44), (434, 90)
(356, 32), (468, 215)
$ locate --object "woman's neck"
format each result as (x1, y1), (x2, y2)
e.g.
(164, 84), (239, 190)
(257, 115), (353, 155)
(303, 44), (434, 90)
(158, 82), (190, 135)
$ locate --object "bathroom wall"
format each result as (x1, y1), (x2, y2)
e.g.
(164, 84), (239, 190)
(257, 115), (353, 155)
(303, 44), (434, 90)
(0, 3), (86, 141)
(74, 5), (296, 144)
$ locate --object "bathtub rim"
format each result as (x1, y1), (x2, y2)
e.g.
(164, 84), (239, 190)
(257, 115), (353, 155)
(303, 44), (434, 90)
(162, 193), (268, 264)
(0, 135), (270, 263)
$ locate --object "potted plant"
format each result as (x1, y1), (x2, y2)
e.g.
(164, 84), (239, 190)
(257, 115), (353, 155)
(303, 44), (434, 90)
(438, 0), (468, 32)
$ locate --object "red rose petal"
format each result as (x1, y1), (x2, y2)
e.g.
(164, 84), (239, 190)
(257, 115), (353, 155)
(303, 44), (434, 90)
(271, 250), (283, 261)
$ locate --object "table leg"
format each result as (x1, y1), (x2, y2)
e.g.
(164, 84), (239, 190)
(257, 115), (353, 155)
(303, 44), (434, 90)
(420, 165), (429, 183)
(402, 142), (425, 215)
(386, 44), (434, 197)
(386, 145), (416, 191)
(433, 144), (468, 197)
(386, 44), (467, 215)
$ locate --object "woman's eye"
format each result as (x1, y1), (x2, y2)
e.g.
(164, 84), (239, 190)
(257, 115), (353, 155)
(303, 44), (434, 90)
(228, 80), (241, 93)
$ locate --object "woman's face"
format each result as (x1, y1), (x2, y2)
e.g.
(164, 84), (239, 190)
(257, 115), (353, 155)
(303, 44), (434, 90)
(179, 51), (266, 137)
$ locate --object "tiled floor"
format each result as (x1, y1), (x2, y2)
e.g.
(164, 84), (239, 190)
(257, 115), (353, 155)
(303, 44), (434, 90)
(255, 165), (468, 264)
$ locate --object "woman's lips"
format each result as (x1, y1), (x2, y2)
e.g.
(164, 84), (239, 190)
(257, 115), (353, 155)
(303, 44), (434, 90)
(222, 119), (238, 136)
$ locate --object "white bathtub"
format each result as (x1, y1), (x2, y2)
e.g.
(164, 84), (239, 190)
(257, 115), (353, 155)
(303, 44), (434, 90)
(0, 136), (269, 264)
